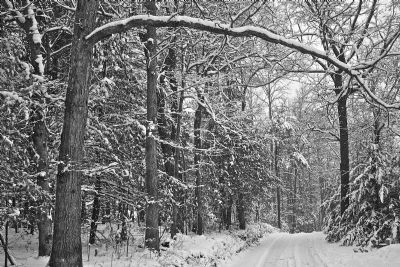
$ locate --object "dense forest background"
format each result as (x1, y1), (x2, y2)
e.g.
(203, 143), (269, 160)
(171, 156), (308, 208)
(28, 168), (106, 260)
(1, 0), (400, 266)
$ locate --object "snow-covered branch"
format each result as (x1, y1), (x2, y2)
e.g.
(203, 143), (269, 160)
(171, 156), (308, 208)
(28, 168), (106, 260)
(85, 15), (350, 72)
(85, 14), (400, 109)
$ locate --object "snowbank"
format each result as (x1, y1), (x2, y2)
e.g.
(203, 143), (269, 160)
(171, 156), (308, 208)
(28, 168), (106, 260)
(1, 223), (278, 267)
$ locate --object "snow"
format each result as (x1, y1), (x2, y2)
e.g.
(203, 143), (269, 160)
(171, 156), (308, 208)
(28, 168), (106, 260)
(1, 223), (278, 267)
(0, 90), (24, 104)
(27, 6), (41, 45)
(84, 14), (400, 109)
(20, 61), (31, 79)
(35, 55), (44, 76)
(3, 225), (400, 266)
(226, 232), (400, 267)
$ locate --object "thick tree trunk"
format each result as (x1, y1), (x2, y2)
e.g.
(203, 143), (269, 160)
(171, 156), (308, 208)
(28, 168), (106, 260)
(49, 1), (98, 266)
(194, 90), (204, 235)
(89, 177), (101, 244)
(144, 1), (160, 251)
(336, 87), (350, 215)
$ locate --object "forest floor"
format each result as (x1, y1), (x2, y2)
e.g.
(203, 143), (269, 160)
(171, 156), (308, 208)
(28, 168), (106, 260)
(2, 225), (400, 266)
(0, 222), (278, 266)
(226, 231), (400, 267)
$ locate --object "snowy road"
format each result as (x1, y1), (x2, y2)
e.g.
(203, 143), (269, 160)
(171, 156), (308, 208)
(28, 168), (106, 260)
(227, 232), (400, 267)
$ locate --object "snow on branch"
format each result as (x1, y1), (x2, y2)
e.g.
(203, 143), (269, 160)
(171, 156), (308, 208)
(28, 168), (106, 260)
(85, 15), (350, 72)
(85, 14), (400, 109)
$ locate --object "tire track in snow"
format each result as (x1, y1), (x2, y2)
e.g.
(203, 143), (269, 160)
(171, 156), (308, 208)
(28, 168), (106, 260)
(228, 232), (399, 267)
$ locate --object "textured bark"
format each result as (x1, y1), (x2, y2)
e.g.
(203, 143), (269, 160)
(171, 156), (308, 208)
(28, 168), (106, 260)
(32, 107), (52, 256)
(89, 177), (101, 244)
(337, 95), (350, 215)
(144, 0), (160, 251)
(194, 89), (204, 235)
(373, 107), (383, 145)
(333, 74), (350, 216)
(49, 0), (98, 266)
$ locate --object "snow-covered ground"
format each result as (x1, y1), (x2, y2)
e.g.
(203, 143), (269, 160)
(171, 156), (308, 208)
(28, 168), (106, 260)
(2, 226), (400, 266)
(0, 223), (278, 266)
(226, 232), (400, 267)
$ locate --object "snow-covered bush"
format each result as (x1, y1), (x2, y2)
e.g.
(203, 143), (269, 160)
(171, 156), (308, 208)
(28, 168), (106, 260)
(325, 147), (400, 247)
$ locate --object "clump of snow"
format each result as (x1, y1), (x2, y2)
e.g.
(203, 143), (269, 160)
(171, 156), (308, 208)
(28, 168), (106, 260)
(0, 90), (24, 104)
(20, 61), (31, 79)
(35, 55), (44, 76)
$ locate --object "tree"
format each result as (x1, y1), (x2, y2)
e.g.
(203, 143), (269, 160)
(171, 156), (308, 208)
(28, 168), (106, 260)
(49, 0), (98, 266)
(143, 0), (160, 251)
(0, 0), (52, 256)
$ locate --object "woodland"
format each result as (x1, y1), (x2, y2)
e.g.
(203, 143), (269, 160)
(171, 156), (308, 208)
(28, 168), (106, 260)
(1, 0), (400, 266)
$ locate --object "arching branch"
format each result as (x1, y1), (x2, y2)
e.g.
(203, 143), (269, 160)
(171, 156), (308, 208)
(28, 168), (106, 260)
(85, 14), (400, 109)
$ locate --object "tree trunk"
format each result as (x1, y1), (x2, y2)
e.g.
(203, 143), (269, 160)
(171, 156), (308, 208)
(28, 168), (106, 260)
(3, 0), (54, 256)
(194, 89), (204, 235)
(89, 177), (101, 244)
(49, 1), (98, 266)
(275, 142), (281, 229)
(172, 89), (185, 236)
(226, 196), (232, 230)
(237, 192), (246, 229)
(158, 38), (184, 238)
(144, 0), (160, 251)
(33, 114), (52, 256)
(335, 76), (350, 216)
(290, 163), (297, 233)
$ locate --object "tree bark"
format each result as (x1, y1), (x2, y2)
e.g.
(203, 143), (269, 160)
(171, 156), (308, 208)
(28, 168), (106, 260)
(194, 89), (204, 235)
(89, 176), (101, 244)
(144, 0), (160, 251)
(334, 74), (350, 216)
(32, 103), (52, 256)
(226, 195), (233, 230)
(157, 38), (184, 237)
(290, 163), (297, 233)
(275, 142), (281, 229)
(237, 192), (246, 229)
(49, 0), (98, 266)
(337, 95), (350, 215)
